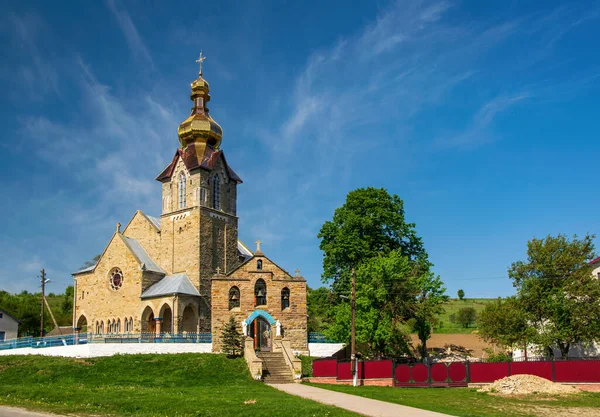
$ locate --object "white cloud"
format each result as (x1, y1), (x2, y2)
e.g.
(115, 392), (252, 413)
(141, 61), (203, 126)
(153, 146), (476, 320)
(105, 0), (153, 67)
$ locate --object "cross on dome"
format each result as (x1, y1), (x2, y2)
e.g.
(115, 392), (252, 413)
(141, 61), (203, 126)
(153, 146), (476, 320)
(196, 51), (206, 76)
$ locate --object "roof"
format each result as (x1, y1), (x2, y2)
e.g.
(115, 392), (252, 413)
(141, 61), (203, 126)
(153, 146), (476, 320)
(590, 256), (600, 266)
(155, 146), (242, 183)
(45, 326), (73, 336)
(140, 273), (200, 299)
(147, 215), (161, 230)
(121, 236), (165, 274)
(237, 240), (253, 260)
(0, 308), (21, 324)
(74, 263), (96, 274)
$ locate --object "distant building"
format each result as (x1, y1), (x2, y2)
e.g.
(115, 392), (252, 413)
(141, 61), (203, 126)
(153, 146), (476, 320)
(0, 309), (19, 341)
(591, 256), (600, 280)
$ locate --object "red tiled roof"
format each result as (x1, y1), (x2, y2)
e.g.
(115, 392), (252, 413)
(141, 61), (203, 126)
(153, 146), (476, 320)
(590, 256), (600, 266)
(156, 146), (242, 183)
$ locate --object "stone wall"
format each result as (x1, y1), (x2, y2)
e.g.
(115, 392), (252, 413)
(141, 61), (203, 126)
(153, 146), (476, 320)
(211, 253), (307, 353)
(75, 234), (146, 334)
(122, 211), (161, 264)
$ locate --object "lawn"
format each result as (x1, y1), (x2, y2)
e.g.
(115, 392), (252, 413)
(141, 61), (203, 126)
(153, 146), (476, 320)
(0, 354), (359, 417)
(432, 298), (496, 334)
(307, 383), (600, 417)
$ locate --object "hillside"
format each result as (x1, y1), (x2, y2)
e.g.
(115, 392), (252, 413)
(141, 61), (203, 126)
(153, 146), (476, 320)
(433, 298), (496, 334)
(0, 354), (356, 417)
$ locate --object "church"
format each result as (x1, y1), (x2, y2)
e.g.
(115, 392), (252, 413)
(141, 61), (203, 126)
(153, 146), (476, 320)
(72, 58), (308, 354)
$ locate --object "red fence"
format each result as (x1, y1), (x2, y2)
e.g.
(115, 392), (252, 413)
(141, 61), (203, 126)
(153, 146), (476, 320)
(312, 358), (600, 387)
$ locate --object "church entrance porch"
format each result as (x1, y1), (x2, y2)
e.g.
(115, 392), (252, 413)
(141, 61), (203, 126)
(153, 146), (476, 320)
(249, 317), (272, 351)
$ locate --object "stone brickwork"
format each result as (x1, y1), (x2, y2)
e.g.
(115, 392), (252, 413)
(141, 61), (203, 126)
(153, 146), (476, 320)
(122, 211), (161, 263)
(211, 252), (307, 354)
(75, 234), (147, 333)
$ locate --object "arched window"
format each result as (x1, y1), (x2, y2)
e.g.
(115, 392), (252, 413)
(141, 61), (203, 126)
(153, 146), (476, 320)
(254, 279), (267, 306)
(281, 288), (290, 310)
(117, 318), (121, 333)
(179, 172), (187, 209)
(257, 259), (262, 270)
(213, 175), (220, 210)
(129, 317), (134, 333)
(229, 286), (240, 310)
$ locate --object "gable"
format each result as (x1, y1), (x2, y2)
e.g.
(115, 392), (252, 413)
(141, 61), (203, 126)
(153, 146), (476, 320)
(122, 210), (161, 262)
(156, 147), (242, 184)
(224, 254), (305, 283)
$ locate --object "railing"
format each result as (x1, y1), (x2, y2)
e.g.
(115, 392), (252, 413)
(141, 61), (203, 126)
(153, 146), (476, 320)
(308, 333), (339, 343)
(0, 332), (212, 351)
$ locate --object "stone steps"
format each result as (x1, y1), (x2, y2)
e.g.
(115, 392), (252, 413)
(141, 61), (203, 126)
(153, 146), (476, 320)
(258, 351), (294, 384)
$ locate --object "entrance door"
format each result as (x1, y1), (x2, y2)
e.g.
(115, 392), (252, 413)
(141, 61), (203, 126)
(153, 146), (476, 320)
(249, 317), (272, 351)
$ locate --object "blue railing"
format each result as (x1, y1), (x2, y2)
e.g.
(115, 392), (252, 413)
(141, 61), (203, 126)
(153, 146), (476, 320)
(0, 332), (212, 351)
(308, 333), (338, 343)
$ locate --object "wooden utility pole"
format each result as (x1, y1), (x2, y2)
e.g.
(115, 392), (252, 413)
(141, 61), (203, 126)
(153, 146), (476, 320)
(40, 269), (46, 337)
(351, 267), (357, 387)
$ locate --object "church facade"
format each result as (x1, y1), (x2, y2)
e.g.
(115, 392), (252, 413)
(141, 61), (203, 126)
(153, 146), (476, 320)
(72, 63), (308, 353)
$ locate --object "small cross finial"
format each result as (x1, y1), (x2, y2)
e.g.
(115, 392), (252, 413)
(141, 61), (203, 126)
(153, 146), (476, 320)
(295, 269), (300, 277)
(196, 51), (206, 76)
(216, 266), (221, 275)
(255, 240), (262, 253)
(116, 222), (121, 233)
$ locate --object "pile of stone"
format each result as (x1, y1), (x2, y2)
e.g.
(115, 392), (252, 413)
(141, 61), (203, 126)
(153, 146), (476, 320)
(432, 344), (475, 363)
(479, 374), (578, 395)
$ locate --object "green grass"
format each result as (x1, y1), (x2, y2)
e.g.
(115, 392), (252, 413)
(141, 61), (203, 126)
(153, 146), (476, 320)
(0, 354), (359, 417)
(432, 298), (496, 334)
(307, 383), (600, 417)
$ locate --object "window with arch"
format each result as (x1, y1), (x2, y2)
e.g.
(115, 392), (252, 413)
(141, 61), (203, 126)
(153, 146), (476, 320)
(178, 172), (187, 209)
(129, 317), (134, 333)
(254, 279), (267, 306)
(229, 286), (240, 310)
(213, 175), (221, 210)
(281, 288), (290, 310)
(117, 318), (121, 333)
(257, 259), (262, 270)
(109, 268), (123, 290)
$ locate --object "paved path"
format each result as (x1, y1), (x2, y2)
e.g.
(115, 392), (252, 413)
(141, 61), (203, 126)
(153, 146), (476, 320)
(269, 384), (453, 417)
(0, 408), (64, 417)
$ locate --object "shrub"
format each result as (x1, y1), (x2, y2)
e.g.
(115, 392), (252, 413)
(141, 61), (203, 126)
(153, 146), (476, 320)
(457, 307), (477, 328)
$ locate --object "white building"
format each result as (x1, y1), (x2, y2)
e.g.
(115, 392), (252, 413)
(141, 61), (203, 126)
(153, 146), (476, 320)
(0, 308), (19, 341)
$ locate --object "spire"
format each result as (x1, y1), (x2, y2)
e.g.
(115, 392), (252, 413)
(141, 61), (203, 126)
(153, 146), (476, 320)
(177, 52), (223, 159)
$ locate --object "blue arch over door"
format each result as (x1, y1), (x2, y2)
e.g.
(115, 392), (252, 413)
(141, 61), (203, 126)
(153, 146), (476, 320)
(245, 309), (276, 325)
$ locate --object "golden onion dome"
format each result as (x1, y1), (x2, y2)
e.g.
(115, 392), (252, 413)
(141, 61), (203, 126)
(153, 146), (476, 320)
(177, 58), (223, 151)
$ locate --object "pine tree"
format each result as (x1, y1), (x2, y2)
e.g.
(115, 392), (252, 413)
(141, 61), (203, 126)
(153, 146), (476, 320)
(221, 316), (243, 357)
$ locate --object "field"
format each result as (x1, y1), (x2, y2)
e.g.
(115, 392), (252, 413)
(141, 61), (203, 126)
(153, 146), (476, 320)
(308, 383), (600, 417)
(0, 354), (357, 417)
(433, 298), (496, 334)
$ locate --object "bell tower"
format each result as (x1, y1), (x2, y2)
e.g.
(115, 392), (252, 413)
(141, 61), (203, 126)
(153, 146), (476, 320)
(156, 53), (243, 331)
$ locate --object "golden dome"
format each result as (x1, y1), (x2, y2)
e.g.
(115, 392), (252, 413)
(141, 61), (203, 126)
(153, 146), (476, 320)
(177, 68), (223, 152)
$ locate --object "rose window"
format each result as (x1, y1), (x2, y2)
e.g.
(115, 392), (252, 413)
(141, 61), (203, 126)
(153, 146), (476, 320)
(110, 268), (124, 290)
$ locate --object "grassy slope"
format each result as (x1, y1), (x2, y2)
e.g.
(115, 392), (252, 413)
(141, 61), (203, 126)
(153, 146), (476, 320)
(432, 298), (496, 334)
(0, 354), (358, 417)
(308, 383), (600, 417)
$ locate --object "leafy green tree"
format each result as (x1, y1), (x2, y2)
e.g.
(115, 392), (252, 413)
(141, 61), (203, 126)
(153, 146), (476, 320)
(509, 233), (600, 359)
(478, 297), (533, 351)
(307, 286), (333, 333)
(221, 316), (243, 357)
(318, 187), (429, 293)
(62, 285), (74, 314)
(457, 289), (465, 300)
(457, 307), (477, 328)
(324, 251), (415, 357)
(411, 272), (448, 358)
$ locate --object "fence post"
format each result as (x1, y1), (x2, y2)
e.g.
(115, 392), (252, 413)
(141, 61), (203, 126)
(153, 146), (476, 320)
(507, 360), (512, 377)
(551, 357), (556, 382)
(427, 356), (432, 388)
(466, 360), (471, 384)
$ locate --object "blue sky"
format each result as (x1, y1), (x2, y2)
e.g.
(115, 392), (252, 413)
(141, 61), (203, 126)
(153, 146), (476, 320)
(1, 0), (599, 297)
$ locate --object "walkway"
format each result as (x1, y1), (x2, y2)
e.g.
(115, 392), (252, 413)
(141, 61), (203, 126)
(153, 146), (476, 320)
(0, 407), (63, 417)
(269, 383), (453, 417)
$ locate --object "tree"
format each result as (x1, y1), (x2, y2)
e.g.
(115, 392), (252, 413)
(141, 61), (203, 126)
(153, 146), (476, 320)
(62, 285), (74, 314)
(478, 297), (534, 352)
(318, 187), (429, 294)
(307, 286), (333, 333)
(324, 251), (416, 357)
(457, 307), (477, 328)
(410, 272), (448, 358)
(508, 234), (600, 359)
(457, 289), (465, 300)
(221, 316), (243, 357)
(81, 254), (101, 269)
